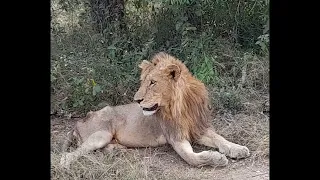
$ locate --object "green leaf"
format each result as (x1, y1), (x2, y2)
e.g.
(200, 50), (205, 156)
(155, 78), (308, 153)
(94, 85), (101, 93)
(107, 45), (116, 50)
(195, 9), (202, 16)
(73, 102), (78, 107)
(74, 77), (84, 85)
(85, 88), (89, 94)
(175, 22), (183, 31)
(110, 50), (116, 59)
(79, 100), (84, 106)
(92, 85), (101, 96)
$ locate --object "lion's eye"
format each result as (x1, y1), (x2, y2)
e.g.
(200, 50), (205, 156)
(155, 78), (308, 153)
(150, 80), (156, 85)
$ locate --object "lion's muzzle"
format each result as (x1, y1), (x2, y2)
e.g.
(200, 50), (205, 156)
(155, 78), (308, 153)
(141, 103), (159, 116)
(142, 103), (158, 111)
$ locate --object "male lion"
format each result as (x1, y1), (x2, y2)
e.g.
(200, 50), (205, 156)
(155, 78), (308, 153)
(60, 52), (250, 169)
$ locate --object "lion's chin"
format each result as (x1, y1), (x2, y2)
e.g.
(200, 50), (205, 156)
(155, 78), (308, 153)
(142, 110), (157, 116)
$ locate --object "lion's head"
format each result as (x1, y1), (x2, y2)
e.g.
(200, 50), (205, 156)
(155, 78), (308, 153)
(134, 52), (182, 116)
(134, 52), (211, 140)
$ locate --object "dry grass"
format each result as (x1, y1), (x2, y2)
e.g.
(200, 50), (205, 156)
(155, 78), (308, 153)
(212, 112), (269, 162)
(51, 88), (269, 180)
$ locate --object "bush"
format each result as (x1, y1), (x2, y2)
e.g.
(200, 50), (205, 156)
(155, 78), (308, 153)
(51, 0), (269, 116)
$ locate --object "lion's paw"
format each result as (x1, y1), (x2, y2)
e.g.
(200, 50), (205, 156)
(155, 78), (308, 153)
(209, 151), (229, 166)
(198, 151), (228, 167)
(219, 143), (250, 159)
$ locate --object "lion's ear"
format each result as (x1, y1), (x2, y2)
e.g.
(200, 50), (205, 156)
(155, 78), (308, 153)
(166, 64), (181, 81)
(138, 60), (151, 70)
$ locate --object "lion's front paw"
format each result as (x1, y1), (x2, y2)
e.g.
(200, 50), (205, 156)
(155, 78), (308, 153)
(219, 143), (250, 159)
(209, 151), (229, 166)
(60, 153), (74, 169)
(198, 151), (228, 167)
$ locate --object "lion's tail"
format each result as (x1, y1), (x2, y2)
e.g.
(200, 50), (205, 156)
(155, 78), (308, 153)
(62, 128), (76, 152)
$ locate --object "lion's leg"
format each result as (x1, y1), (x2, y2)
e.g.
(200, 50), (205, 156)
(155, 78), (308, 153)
(60, 130), (112, 169)
(170, 140), (228, 167)
(197, 129), (250, 159)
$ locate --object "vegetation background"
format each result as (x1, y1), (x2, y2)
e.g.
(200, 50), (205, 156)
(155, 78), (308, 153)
(51, 0), (269, 179)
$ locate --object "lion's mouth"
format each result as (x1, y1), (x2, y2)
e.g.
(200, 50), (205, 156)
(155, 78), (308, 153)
(142, 104), (159, 111)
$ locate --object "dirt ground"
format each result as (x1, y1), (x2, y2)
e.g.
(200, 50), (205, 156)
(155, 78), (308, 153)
(51, 116), (269, 180)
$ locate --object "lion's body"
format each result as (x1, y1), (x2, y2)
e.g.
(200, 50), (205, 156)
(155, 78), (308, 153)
(60, 52), (250, 169)
(73, 103), (167, 148)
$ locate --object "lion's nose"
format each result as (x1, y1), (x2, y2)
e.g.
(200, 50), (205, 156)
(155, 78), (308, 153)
(135, 99), (143, 104)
